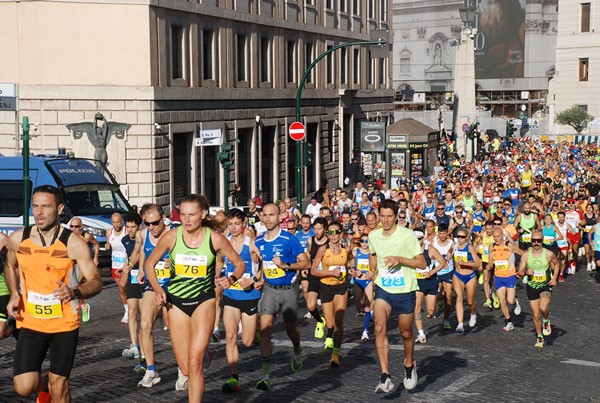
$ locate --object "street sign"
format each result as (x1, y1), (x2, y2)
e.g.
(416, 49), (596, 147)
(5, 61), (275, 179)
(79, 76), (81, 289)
(462, 123), (470, 133)
(194, 128), (222, 146)
(0, 82), (17, 111)
(289, 121), (305, 141)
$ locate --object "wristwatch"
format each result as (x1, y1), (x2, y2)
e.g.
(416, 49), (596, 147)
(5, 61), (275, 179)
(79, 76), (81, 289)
(286, 263), (291, 271)
(72, 288), (82, 300)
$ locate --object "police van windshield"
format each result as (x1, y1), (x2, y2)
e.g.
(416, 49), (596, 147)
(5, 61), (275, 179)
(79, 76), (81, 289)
(65, 188), (130, 215)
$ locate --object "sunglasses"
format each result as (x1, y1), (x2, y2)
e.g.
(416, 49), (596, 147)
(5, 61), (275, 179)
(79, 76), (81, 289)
(351, 218), (358, 221)
(144, 219), (162, 227)
(398, 216), (407, 219)
(504, 203), (511, 206)
(531, 239), (543, 243)
(327, 229), (342, 235)
(437, 208), (445, 210)
(493, 223), (502, 226)
(70, 225), (81, 228)
(456, 235), (467, 239)
(360, 239), (369, 243)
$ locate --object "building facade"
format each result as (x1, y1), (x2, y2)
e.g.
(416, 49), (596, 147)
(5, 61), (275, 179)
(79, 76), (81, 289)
(0, 0), (393, 209)
(549, 0), (600, 136)
(391, 0), (558, 136)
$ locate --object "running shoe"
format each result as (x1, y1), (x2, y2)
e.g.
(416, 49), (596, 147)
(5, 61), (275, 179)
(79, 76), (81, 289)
(478, 273), (484, 285)
(175, 367), (188, 391)
(542, 319), (552, 336)
(443, 320), (452, 330)
(324, 337), (334, 349)
(134, 362), (147, 375)
(403, 359), (418, 390)
(330, 354), (340, 367)
(303, 311), (312, 319)
(468, 314), (477, 328)
(456, 323), (464, 334)
(483, 299), (492, 309)
(204, 350), (213, 369)
(535, 335), (544, 348)
(514, 300), (522, 316)
(36, 391), (52, 403)
(502, 322), (514, 332)
(121, 311), (129, 324)
(212, 328), (221, 343)
(122, 345), (140, 359)
(81, 303), (91, 323)
(558, 274), (565, 283)
(222, 376), (241, 393)
(375, 376), (394, 393)
(361, 330), (369, 342)
(587, 262), (593, 272)
(314, 318), (326, 339)
(492, 293), (500, 309)
(291, 349), (303, 372)
(138, 370), (161, 388)
(415, 333), (426, 344)
(256, 374), (271, 390)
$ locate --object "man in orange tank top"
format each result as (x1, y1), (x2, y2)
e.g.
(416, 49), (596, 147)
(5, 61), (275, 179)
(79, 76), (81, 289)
(4, 185), (102, 403)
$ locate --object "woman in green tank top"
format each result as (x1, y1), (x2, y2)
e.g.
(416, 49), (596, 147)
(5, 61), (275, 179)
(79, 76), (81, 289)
(144, 194), (246, 402)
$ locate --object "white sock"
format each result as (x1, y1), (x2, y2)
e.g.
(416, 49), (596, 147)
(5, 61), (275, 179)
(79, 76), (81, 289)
(418, 329), (425, 336)
(124, 304), (128, 313)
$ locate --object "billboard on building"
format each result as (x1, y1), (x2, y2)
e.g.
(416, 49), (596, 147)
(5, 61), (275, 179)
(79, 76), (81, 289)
(474, 0), (525, 79)
(361, 121), (386, 152)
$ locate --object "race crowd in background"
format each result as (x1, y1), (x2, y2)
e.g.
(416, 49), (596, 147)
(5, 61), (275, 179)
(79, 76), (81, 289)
(2, 136), (600, 402)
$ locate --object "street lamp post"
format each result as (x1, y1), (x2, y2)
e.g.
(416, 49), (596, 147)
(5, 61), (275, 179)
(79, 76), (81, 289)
(453, 1), (478, 161)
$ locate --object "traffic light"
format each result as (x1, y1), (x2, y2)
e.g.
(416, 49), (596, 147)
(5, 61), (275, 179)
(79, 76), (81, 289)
(467, 123), (477, 140)
(506, 121), (517, 137)
(218, 142), (235, 169)
(304, 142), (313, 166)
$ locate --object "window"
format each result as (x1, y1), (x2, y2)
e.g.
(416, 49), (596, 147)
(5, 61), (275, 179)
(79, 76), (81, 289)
(380, 0), (387, 20)
(340, 0), (346, 12)
(260, 37), (271, 82)
(287, 40), (296, 83)
(305, 42), (314, 84)
(368, 50), (374, 85)
(171, 25), (184, 79)
(306, 0), (314, 4)
(580, 58), (589, 81)
(340, 47), (347, 84)
(578, 105), (589, 113)
(202, 29), (215, 80)
(326, 0), (334, 10)
(368, 0), (374, 19)
(0, 181), (27, 217)
(582, 3), (591, 33)
(326, 44), (334, 84)
(378, 58), (385, 85)
(353, 48), (360, 84)
(236, 34), (247, 82)
(353, 0), (360, 15)
(400, 56), (410, 73)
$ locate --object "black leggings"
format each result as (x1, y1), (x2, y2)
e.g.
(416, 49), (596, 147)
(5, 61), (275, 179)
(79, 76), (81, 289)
(14, 327), (79, 378)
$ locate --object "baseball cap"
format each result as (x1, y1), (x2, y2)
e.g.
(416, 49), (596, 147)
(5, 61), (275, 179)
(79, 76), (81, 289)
(567, 198), (575, 203)
(552, 201), (558, 206)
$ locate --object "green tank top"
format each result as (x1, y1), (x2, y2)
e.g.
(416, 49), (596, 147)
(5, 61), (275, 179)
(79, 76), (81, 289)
(167, 226), (217, 299)
(519, 214), (536, 231)
(0, 273), (8, 296)
(463, 196), (475, 212)
(526, 248), (551, 289)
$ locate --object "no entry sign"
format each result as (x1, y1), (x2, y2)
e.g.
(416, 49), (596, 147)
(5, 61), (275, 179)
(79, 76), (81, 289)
(289, 121), (305, 141)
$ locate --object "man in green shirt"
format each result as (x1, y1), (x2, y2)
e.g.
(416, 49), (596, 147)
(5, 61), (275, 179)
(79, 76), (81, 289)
(368, 199), (426, 393)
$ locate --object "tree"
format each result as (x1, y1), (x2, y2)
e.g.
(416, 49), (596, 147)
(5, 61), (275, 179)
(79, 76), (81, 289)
(555, 105), (594, 134)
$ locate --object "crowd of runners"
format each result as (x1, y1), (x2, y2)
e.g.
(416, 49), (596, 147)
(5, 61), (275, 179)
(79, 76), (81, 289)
(2, 137), (600, 402)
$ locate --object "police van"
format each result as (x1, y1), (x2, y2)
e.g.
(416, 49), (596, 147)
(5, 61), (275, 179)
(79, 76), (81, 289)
(0, 155), (133, 266)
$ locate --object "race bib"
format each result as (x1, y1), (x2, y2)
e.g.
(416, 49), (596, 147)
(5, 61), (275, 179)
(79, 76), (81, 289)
(495, 259), (509, 272)
(532, 270), (547, 282)
(130, 269), (139, 284)
(263, 260), (285, 279)
(521, 232), (532, 243)
(381, 268), (405, 287)
(112, 251), (127, 269)
(591, 197), (596, 203)
(454, 251), (468, 263)
(557, 239), (568, 248)
(523, 179), (531, 186)
(543, 235), (554, 245)
(27, 291), (62, 319)
(174, 254), (208, 278)
(416, 268), (429, 279)
(585, 225), (592, 233)
(473, 220), (482, 227)
(356, 258), (369, 272)
(229, 273), (251, 290)
(155, 261), (170, 284)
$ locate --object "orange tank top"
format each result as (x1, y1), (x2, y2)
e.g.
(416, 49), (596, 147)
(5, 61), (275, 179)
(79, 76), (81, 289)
(320, 246), (349, 286)
(16, 227), (80, 333)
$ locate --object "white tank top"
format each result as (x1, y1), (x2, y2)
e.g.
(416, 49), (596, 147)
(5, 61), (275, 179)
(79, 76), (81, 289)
(109, 227), (127, 269)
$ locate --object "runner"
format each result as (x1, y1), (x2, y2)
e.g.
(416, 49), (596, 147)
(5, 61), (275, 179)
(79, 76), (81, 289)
(255, 203), (311, 390)
(303, 217), (328, 339)
(369, 199), (426, 393)
(514, 202), (541, 252)
(415, 234), (445, 344)
(564, 198), (583, 274)
(119, 212), (144, 361)
(135, 204), (171, 384)
(217, 208), (263, 393)
(580, 204), (597, 272)
(5, 185), (102, 402)
(68, 217), (99, 323)
(0, 233), (15, 340)
(352, 232), (374, 341)
(311, 221), (353, 366)
(479, 221), (497, 309)
(146, 195), (246, 401)
(518, 230), (559, 348)
(106, 212), (129, 323)
(452, 228), (482, 334)
(554, 211), (573, 282)
(432, 223), (455, 330)
(487, 228), (523, 332)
